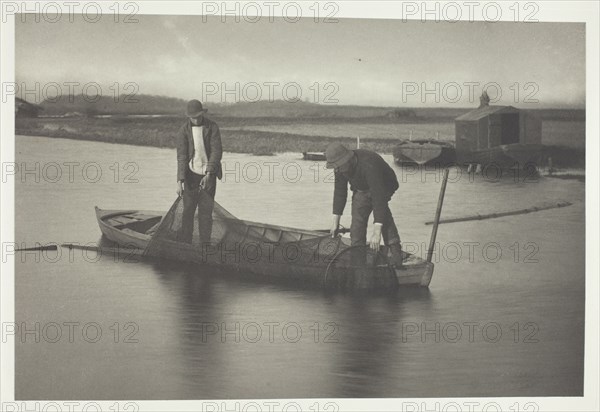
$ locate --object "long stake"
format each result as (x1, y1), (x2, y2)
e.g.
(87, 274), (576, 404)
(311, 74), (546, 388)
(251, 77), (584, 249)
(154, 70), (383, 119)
(426, 168), (450, 263)
(61, 243), (145, 255)
(424, 200), (572, 225)
(15, 244), (58, 252)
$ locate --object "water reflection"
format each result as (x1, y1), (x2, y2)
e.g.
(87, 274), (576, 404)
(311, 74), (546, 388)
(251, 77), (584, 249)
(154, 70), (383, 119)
(146, 255), (434, 398)
(329, 289), (433, 397)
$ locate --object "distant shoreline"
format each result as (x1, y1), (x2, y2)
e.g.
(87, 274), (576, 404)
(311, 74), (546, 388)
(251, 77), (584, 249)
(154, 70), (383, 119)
(15, 116), (430, 155)
(15, 116), (585, 168)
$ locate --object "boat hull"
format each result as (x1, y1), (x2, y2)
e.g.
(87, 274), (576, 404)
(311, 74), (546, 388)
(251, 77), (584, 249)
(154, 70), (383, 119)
(302, 152), (326, 161)
(393, 141), (456, 167)
(95, 207), (434, 290)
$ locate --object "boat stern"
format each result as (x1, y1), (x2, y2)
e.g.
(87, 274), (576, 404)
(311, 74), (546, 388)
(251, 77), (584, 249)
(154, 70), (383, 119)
(393, 260), (434, 287)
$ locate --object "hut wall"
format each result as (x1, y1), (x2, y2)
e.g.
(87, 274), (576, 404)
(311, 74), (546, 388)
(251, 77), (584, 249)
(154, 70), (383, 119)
(455, 121), (478, 153)
(488, 113), (503, 148)
(477, 118), (487, 150)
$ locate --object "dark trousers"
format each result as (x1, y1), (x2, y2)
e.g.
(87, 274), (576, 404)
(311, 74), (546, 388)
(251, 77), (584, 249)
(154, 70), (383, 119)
(350, 190), (401, 247)
(181, 170), (217, 244)
(349, 191), (401, 266)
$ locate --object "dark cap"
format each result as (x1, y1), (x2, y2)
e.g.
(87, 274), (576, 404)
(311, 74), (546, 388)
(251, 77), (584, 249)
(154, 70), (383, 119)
(186, 99), (207, 117)
(325, 142), (354, 169)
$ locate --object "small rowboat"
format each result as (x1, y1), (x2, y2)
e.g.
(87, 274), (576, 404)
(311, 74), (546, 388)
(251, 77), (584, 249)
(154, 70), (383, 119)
(95, 207), (434, 290)
(302, 152), (327, 161)
(393, 139), (456, 167)
(93, 166), (449, 291)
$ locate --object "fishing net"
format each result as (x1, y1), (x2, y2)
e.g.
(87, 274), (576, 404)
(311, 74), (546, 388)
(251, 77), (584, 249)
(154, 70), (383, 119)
(144, 189), (396, 288)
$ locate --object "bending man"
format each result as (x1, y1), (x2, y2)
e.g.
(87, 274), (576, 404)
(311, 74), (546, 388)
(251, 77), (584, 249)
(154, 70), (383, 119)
(325, 142), (403, 267)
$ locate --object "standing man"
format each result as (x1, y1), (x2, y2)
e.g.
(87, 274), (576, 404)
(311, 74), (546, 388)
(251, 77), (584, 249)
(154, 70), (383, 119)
(176, 99), (223, 244)
(325, 142), (404, 267)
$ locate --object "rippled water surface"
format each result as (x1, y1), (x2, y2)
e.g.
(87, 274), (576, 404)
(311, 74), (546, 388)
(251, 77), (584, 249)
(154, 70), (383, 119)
(15, 136), (585, 399)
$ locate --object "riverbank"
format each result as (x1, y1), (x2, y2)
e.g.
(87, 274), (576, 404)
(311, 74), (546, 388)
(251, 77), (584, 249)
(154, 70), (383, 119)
(16, 116), (402, 155)
(16, 116), (585, 167)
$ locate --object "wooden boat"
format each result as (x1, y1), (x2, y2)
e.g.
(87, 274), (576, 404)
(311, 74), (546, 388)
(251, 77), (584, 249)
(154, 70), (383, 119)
(302, 152), (326, 161)
(393, 139), (456, 167)
(95, 207), (434, 290)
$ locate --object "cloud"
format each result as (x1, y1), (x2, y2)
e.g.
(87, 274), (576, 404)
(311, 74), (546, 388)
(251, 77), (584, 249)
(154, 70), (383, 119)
(161, 17), (200, 59)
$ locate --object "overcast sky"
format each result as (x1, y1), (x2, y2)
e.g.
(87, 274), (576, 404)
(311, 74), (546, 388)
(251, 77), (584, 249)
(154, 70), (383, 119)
(16, 15), (585, 108)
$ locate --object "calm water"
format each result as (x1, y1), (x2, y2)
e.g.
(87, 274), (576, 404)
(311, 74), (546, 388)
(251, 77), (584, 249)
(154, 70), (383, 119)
(15, 135), (585, 399)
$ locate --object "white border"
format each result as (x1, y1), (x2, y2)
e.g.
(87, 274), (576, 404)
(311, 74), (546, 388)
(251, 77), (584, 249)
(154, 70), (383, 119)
(1, 0), (16, 404)
(1, 1), (598, 411)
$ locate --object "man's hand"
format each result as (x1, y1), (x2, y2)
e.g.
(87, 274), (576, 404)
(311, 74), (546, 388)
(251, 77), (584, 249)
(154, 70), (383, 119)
(176, 180), (184, 197)
(199, 175), (207, 190)
(330, 215), (341, 238)
(200, 174), (215, 191)
(370, 224), (383, 252)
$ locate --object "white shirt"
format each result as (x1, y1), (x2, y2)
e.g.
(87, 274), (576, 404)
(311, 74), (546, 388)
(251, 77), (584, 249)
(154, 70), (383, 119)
(189, 126), (208, 175)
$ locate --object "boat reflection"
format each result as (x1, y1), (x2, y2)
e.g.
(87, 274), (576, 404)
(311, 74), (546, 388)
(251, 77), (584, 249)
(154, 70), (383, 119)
(144, 256), (434, 398)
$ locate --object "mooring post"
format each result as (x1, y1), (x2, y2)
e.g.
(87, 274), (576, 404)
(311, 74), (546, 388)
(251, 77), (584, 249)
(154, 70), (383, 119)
(357, 135), (360, 149)
(426, 168), (450, 263)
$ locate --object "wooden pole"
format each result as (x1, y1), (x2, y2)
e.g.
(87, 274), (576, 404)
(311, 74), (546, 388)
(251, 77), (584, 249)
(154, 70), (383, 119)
(356, 135), (360, 149)
(15, 244), (58, 252)
(424, 201), (572, 225)
(426, 168), (450, 263)
(61, 243), (146, 258)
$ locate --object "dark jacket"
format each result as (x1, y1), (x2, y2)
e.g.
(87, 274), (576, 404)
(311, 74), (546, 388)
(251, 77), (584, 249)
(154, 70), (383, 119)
(176, 117), (223, 181)
(333, 149), (399, 223)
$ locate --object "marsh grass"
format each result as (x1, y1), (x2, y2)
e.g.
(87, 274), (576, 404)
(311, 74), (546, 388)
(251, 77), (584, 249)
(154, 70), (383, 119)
(16, 115), (585, 168)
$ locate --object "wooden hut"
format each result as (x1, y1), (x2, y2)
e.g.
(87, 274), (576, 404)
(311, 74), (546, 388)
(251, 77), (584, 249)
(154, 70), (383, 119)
(454, 96), (543, 169)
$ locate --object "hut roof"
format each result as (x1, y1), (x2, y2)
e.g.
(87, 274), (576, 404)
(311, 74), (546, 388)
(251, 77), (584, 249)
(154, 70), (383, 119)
(455, 105), (518, 122)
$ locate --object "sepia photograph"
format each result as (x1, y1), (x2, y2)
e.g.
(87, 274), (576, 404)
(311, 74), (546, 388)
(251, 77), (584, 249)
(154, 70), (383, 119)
(1, 1), (598, 411)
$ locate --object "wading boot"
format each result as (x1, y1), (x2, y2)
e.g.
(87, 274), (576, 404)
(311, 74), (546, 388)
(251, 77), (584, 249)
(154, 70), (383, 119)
(389, 243), (404, 269)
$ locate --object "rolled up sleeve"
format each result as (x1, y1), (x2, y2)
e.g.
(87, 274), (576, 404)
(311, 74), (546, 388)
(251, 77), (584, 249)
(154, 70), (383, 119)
(333, 172), (348, 216)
